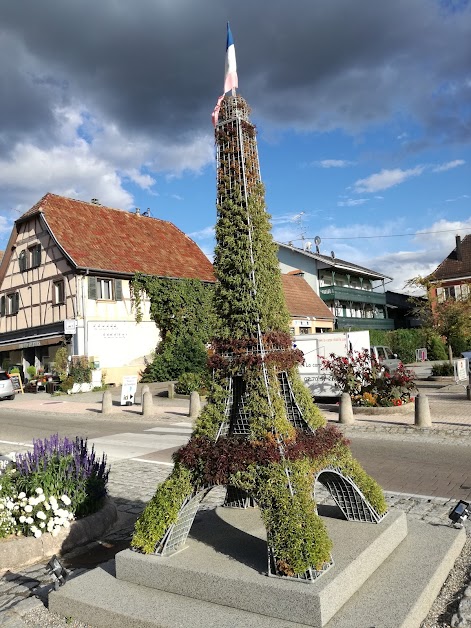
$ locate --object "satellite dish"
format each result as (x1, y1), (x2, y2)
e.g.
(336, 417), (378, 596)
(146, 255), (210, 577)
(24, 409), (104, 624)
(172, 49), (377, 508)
(314, 236), (321, 245)
(331, 250), (336, 259)
(304, 241), (312, 251)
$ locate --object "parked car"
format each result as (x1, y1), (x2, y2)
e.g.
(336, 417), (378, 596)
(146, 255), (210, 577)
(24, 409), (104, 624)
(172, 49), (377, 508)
(0, 371), (15, 400)
(371, 346), (402, 372)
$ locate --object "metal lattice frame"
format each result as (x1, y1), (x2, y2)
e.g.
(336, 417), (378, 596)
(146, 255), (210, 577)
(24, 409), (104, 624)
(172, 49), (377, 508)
(267, 546), (334, 582)
(315, 467), (387, 524)
(154, 488), (212, 556)
(224, 485), (256, 509)
(278, 371), (314, 433)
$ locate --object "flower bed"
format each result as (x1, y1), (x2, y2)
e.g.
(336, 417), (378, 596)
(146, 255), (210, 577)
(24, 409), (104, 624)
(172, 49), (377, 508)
(0, 434), (111, 568)
(320, 349), (417, 408)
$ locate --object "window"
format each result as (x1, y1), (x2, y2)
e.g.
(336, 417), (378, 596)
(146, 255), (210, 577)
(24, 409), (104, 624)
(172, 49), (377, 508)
(53, 280), (65, 305)
(18, 250), (27, 272)
(2, 292), (20, 316)
(88, 277), (122, 301)
(29, 244), (41, 268)
(299, 327), (311, 334)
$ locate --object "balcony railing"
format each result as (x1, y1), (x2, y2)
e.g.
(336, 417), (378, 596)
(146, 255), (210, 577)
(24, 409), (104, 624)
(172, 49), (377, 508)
(335, 316), (395, 330)
(319, 286), (386, 305)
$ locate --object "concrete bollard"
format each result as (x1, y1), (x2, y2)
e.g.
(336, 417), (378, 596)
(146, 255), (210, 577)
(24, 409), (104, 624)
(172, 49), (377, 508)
(189, 391), (201, 419)
(101, 390), (113, 415)
(339, 392), (354, 425)
(140, 384), (150, 405)
(414, 393), (432, 427)
(141, 391), (154, 417)
(168, 382), (175, 399)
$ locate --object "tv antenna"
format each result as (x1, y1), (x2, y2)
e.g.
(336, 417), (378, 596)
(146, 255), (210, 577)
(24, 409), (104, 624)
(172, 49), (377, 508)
(314, 235), (321, 254)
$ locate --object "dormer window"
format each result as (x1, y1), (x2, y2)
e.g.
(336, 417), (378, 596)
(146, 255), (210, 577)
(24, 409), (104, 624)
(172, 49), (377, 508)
(29, 243), (41, 268)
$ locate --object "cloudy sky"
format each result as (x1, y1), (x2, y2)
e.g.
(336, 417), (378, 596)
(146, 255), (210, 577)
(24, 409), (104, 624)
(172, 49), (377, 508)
(1, 0), (470, 292)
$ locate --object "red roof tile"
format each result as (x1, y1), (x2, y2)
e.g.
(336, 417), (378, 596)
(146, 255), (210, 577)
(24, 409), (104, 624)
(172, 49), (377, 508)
(18, 193), (215, 282)
(281, 274), (334, 320)
(429, 234), (471, 282)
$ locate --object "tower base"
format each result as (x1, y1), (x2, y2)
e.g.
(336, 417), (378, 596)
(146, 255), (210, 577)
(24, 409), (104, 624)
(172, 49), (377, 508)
(48, 505), (464, 627)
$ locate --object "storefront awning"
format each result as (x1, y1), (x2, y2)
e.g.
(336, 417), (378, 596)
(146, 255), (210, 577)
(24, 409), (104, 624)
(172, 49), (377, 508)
(0, 335), (64, 353)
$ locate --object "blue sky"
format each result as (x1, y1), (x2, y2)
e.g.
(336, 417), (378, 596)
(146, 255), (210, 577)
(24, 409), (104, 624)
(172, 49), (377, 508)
(0, 0), (470, 292)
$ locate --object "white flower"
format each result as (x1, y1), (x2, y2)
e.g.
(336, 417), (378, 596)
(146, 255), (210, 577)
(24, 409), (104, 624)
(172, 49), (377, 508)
(35, 487), (44, 495)
(18, 492), (26, 499)
(44, 502), (50, 511)
(19, 515), (26, 523)
(6, 501), (14, 510)
(51, 528), (59, 537)
(49, 496), (58, 507)
(33, 529), (42, 538)
(0, 503), (5, 511)
(28, 496), (38, 506)
(24, 504), (33, 513)
(39, 522), (45, 529)
(30, 525), (37, 533)
(26, 516), (34, 524)
(36, 511), (46, 520)
(37, 493), (45, 502)
(61, 495), (72, 506)
(63, 520), (70, 529)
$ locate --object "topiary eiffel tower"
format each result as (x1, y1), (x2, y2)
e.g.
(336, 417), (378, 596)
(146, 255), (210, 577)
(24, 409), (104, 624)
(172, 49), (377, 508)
(131, 91), (387, 581)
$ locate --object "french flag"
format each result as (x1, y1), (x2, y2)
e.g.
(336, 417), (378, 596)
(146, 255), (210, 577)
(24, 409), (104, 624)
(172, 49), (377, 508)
(224, 22), (238, 94)
(212, 23), (238, 126)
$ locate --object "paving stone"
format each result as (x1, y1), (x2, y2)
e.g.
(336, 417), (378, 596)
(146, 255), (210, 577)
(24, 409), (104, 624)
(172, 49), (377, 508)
(12, 596), (44, 616)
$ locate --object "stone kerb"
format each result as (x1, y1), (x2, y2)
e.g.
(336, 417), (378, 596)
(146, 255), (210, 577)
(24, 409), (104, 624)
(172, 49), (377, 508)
(0, 497), (117, 575)
(351, 401), (415, 415)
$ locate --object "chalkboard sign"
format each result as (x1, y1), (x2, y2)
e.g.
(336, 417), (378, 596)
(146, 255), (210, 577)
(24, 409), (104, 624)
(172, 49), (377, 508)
(9, 374), (23, 393)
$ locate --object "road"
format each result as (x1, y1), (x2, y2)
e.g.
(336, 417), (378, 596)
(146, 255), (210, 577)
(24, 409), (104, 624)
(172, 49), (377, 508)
(1, 407), (470, 501)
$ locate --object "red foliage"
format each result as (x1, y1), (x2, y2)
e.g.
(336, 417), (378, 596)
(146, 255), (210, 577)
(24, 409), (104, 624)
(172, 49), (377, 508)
(174, 426), (348, 486)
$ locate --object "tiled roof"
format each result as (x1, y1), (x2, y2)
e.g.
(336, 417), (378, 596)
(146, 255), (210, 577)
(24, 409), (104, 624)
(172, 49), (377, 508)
(18, 193), (215, 282)
(277, 242), (391, 280)
(281, 274), (334, 320)
(429, 235), (471, 282)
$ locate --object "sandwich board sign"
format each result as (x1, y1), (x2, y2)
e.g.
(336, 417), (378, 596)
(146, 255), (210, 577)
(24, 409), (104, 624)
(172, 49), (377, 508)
(121, 375), (138, 406)
(10, 373), (24, 394)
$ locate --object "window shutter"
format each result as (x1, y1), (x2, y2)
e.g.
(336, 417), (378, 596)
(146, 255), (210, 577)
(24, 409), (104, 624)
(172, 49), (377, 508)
(19, 251), (27, 272)
(13, 292), (20, 314)
(0, 296), (5, 317)
(114, 279), (122, 301)
(88, 277), (97, 300)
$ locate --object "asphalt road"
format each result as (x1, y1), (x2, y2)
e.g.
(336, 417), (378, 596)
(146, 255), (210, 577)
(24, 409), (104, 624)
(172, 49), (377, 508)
(2, 407), (470, 501)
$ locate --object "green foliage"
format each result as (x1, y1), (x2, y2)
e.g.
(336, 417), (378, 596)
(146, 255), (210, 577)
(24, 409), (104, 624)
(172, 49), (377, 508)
(368, 330), (389, 347)
(131, 275), (214, 383)
(131, 464), (193, 554)
(213, 184), (290, 339)
(26, 366), (36, 379)
(426, 333), (448, 360)
(54, 346), (69, 377)
(175, 372), (210, 395)
(431, 362), (455, 376)
(69, 357), (92, 384)
(60, 376), (74, 393)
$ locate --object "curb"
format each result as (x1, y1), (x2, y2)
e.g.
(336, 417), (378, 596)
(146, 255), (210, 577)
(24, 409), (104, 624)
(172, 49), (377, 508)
(0, 497), (117, 575)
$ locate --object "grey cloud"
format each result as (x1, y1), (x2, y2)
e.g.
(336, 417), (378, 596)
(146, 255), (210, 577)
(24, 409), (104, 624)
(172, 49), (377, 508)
(0, 0), (470, 158)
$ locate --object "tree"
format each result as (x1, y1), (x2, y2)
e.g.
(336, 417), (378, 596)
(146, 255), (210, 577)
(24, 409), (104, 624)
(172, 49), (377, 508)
(406, 276), (471, 358)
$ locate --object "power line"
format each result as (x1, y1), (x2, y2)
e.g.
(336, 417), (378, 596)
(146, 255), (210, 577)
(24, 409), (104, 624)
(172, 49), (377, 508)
(285, 227), (471, 242)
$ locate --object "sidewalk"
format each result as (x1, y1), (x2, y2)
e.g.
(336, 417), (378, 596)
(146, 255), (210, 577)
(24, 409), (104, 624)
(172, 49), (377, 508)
(3, 376), (471, 434)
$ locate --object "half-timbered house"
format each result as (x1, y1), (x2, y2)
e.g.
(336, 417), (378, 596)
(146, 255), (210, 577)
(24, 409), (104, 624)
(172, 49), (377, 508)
(0, 193), (215, 384)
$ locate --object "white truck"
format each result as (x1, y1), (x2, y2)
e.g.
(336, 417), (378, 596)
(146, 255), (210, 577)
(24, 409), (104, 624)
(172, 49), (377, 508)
(293, 331), (401, 398)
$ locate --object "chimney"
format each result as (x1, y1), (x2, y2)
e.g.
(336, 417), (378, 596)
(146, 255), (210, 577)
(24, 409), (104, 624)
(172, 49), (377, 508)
(456, 235), (462, 261)
(135, 207), (140, 215)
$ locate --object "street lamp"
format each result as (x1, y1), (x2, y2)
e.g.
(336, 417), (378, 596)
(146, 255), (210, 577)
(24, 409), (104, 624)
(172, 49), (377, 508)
(448, 500), (470, 528)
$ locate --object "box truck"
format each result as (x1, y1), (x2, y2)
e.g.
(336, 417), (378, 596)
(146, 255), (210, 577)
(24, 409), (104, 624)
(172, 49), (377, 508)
(293, 331), (401, 398)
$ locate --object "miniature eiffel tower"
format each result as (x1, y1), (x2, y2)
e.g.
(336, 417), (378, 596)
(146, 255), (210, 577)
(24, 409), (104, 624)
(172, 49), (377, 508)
(132, 61), (387, 582)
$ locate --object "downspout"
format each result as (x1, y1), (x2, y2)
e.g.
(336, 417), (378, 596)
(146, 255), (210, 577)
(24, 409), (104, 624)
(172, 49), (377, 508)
(83, 269), (89, 356)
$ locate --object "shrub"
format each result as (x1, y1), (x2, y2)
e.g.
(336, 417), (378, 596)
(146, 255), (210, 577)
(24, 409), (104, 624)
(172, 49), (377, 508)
(26, 366), (37, 380)
(431, 362), (454, 376)
(175, 372), (210, 395)
(0, 434), (110, 539)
